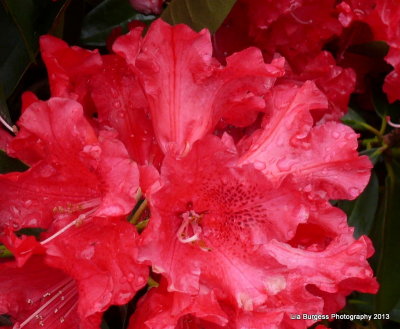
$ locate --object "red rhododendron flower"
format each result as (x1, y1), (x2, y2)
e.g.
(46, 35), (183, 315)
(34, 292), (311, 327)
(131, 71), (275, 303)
(45, 217), (148, 320)
(338, 0), (400, 102)
(90, 54), (163, 167)
(238, 81), (371, 201)
(0, 256), (101, 328)
(1, 97), (139, 234)
(128, 278), (228, 329)
(0, 98), (148, 325)
(215, 1), (356, 121)
(138, 134), (377, 327)
(0, 11), (382, 329)
(40, 36), (102, 116)
(113, 19), (285, 156)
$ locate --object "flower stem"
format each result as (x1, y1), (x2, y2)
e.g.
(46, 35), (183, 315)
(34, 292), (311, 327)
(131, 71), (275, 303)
(130, 199), (148, 225)
(358, 122), (382, 138)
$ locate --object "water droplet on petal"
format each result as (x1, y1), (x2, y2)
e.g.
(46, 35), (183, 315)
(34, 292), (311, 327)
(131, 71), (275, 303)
(113, 100), (121, 108)
(303, 184), (312, 192)
(276, 135), (285, 147)
(137, 276), (145, 285)
(346, 243), (362, 255)
(80, 245), (95, 260)
(276, 157), (294, 172)
(118, 291), (131, 300)
(40, 164), (56, 178)
(83, 145), (102, 159)
(349, 187), (360, 198)
(127, 273), (135, 282)
(332, 131), (340, 139)
(253, 161), (266, 171)
(24, 200), (32, 207)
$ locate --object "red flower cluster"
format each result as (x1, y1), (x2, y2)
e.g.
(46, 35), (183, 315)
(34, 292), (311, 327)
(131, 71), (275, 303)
(0, 6), (384, 329)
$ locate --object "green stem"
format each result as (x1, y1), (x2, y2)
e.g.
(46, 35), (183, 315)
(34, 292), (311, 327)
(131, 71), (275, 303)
(358, 122), (382, 138)
(371, 144), (389, 158)
(129, 199), (148, 225)
(147, 276), (159, 288)
(380, 116), (387, 135)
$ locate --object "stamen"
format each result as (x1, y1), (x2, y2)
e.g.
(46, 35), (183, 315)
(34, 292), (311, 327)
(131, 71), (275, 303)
(177, 210), (203, 244)
(41, 209), (95, 246)
(20, 279), (78, 329)
(290, 7), (313, 24)
(0, 116), (17, 134)
(19, 280), (72, 328)
(53, 198), (101, 214)
(387, 116), (400, 128)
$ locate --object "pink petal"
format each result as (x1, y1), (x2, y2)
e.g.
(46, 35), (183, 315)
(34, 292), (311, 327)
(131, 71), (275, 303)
(239, 81), (371, 200)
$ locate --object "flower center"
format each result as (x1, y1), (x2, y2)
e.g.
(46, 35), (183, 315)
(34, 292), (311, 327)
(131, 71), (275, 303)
(177, 210), (203, 244)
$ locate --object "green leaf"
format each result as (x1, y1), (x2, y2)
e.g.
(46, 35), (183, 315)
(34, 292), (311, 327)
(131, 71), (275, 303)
(0, 150), (28, 174)
(341, 108), (368, 130)
(0, 3), (32, 98)
(390, 299), (400, 323)
(161, 0), (237, 33)
(337, 172), (379, 238)
(2, 0), (37, 61)
(374, 159), (400, 313)
(80, 0), (155, 47)
(0, 1), (67, 98)
(0, 85), (12, 129)
(371, 84), (400, 121)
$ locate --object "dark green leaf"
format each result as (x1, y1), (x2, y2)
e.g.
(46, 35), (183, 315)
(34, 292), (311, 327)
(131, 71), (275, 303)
(0, 1), (67, 98)
(374, 159), (400, 313)
(390, 299), (400, 323)
(0, 150), (28, 173)
(0, 3), (32, 98)
(2, 0), (37, 61)
(341, 108), (368, 130)
(100, 320), (110, 329)
(80, 0), (155, 47)
(371, 84), (400, 121)
(0, 85), (12, 128)
(337, 172), (379, 238)
(161, 0), (237, 33)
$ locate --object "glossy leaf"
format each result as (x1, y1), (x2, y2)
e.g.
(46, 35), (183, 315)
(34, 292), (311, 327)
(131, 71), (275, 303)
(372, 84), (400, 121)
(390, 299), (400, 323)
(161, 0), (237, 33)
(0, 150), (28, 174)
(0, 4), (31, 99)
(0, 86), (12, 129)
(2, 0), (37, 61)
(80, 0), (155, 47)
(0, 0), (67, 98)
(337, 172), (379, 238)
(341, 108), (368, 131)
(374, 160), (400, 313)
